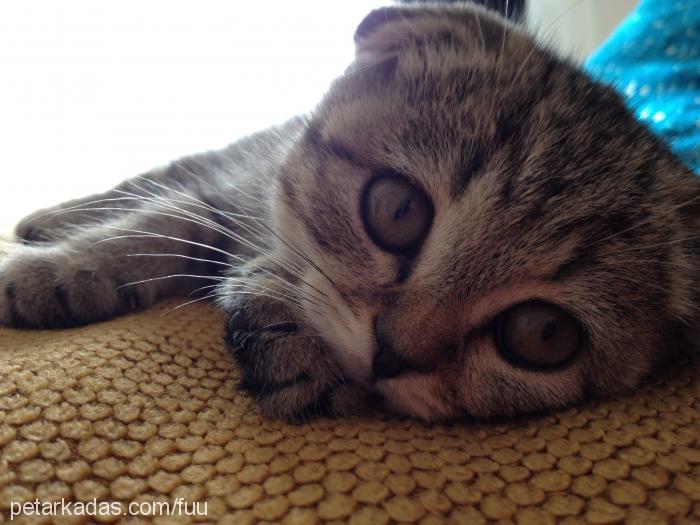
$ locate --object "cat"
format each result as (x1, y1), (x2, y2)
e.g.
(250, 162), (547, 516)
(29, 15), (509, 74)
(2, 2), (699, 423)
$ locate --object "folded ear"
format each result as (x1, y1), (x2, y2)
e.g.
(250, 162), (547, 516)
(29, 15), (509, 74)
(353, 4), (512, 66)
(354, 7), (418, 44)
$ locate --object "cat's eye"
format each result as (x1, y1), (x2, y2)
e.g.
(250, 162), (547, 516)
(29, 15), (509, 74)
(361, 172), (434, 253)
(494, 301), (582, 368)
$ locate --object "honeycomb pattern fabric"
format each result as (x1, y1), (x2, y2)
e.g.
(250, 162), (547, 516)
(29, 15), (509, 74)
(0, 301), (699, 525)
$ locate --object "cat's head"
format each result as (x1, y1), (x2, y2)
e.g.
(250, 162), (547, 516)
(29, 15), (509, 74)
(272, 3), (700, 420)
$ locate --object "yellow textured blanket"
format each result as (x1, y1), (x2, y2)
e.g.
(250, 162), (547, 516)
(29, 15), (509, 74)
(1, 300), (699, 524)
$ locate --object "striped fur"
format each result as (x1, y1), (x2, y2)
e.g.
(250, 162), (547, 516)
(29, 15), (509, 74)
(2, 3), (699, 421)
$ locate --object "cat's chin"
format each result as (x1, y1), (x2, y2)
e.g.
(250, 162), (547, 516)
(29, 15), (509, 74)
(373, 374), (461, 422)
(317, 331), (376, 385)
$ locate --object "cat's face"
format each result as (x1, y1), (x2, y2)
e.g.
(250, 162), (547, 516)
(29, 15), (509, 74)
(271, 4), (700, 420)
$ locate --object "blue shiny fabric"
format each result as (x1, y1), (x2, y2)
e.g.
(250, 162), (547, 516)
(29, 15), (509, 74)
(585, 0), (700, 173)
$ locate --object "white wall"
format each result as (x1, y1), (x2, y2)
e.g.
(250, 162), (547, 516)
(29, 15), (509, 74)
(0, 1), (383, 230)
(527, 0), (637, 62)
(0, 1), (637, 231)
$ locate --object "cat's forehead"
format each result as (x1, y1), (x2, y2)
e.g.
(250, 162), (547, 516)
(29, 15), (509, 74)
(295, 6), (684, 300)
(317, 58), (633, 212)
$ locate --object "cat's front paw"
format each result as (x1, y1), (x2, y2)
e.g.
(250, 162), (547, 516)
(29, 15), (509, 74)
(0, 245), (148, 328)
(224, 285), (372, 422)
(14, 200), (106, 244)
(15, 208), (77, 244)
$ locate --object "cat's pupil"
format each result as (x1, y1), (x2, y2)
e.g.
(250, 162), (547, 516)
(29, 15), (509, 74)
(541, 320), (558, 342)
(394, 199), (412, 220)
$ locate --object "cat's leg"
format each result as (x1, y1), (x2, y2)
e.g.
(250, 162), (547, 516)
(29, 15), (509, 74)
(14, 168), (191, 244)
(1, 195), (230, 328)
(223, 258), (373, 422)
(15, 187), (131, 243)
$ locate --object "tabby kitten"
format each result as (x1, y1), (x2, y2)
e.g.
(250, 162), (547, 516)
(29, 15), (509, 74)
(2, 3), (699, 422)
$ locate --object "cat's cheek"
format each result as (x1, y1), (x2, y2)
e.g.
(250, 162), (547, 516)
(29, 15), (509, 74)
(460, 337), (587, 418)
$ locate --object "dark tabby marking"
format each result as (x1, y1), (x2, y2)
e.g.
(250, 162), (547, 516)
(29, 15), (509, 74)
(2, 2), (699, 422)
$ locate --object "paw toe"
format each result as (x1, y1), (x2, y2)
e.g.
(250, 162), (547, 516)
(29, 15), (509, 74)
(15, 217), (56, 244)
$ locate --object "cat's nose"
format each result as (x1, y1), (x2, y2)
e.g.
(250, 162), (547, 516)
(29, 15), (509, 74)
(372, 339), (410, 379)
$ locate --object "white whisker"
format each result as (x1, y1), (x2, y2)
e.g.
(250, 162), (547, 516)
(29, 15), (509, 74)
(127, 252), (233, 268)
(473, 9), (486, 54)
(95, 224), (333, 309)
(113, 185), (310, 280)
(118, 274), (226, 290)
(93, 228), (244, 263)
(160, 293), (221, 317)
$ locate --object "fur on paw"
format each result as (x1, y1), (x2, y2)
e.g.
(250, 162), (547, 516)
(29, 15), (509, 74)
(15, 209), (74, 244)
(225, 292), (372, 422)
(0, 245), (149, 328)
